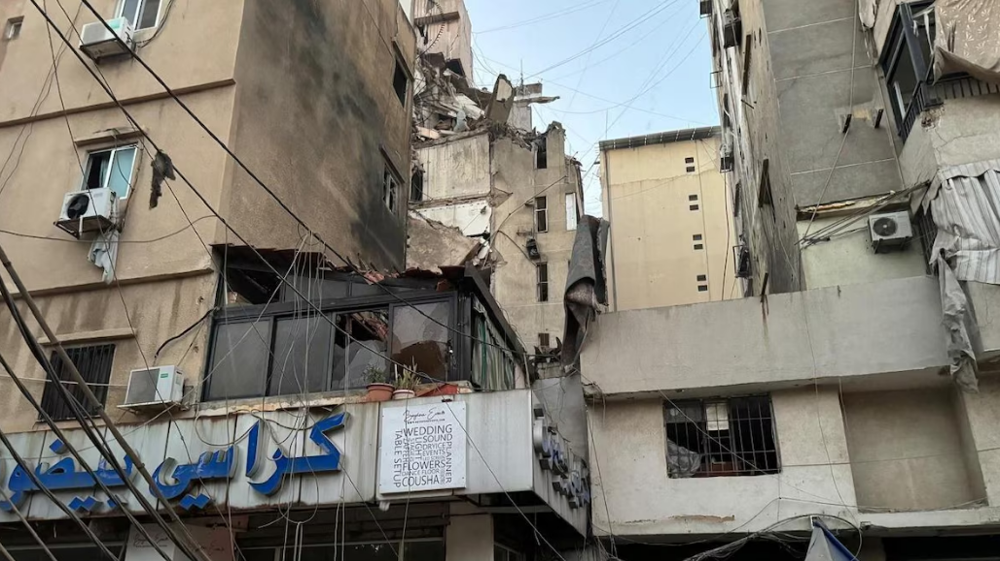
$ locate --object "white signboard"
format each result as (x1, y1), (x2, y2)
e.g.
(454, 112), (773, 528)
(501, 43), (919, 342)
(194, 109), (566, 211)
(379, 402), (467, 494)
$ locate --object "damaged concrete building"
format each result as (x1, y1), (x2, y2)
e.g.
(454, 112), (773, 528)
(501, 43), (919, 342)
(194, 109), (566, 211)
(576, 0), (1000, 559)
(408, 46), (585, 360)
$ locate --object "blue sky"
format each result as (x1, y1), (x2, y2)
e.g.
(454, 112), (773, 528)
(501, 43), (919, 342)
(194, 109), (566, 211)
(465, 0), (719, 214)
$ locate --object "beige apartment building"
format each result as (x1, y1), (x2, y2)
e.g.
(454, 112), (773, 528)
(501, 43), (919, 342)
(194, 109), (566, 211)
(0, 2), (595, 560)
(600, 126), (736, 311)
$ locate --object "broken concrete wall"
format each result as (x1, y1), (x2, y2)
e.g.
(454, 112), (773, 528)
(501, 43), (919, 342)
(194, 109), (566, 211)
(416, 131), (492, 200)
(415, 202), (491, 236)
(406, 213), (481, 273)
(413, 0), (473, 78)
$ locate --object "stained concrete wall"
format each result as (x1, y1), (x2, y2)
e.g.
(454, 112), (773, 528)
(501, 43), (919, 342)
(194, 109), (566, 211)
(413, 0), (473, 79)
(797, 216), (927, 290)
(415, 201), (491, 236)
(900, 96), (1000, 179)
(581, 276), (948, 396)
(417, 132), (492, 200)
(225, 0), (415, 270)
(0, 273), (216, 433)
(588, 388), (856, 537)
(844, 389), (980, 512)
(491, 127), (581, 348)
(602, 135), (737, 309)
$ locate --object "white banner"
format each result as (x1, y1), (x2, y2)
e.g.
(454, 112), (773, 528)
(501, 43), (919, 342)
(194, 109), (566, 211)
(378, 402), (467, 494)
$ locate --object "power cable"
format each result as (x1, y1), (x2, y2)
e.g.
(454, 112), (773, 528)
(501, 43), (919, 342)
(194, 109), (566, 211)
(54, 0), (559, 364)
(473, 0), (611, 35)
(0, 281), (199, 561)
(0, 485), (60, 561)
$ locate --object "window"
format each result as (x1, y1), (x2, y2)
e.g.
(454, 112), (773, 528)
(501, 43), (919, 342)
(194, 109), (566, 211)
(536, 263), (549, 302)
(697, 274), (707, 281)
(410, 169), (424, 202)
(39, 344), (115, 421)
(393, 55), (409, 106)
(757, 158), (775, 220)
(535, 137), (547, 169)
(534, 196), (548, 232)
(685, 157), (695, 164)
(689, 194), (699, 201)
(881, 1), (935, 138)
(82, 145), (137, 199)
(686, 165), (697, 173)
(391, 302), (450, 381)
(538, 333), (550, 348)
(382, 164), (400, 214)
(664, 395), (780, 478)
(690, 204), (700, 211)
(565, 193), (577, 230)
(693, 243), (704, 250)
(693, 234), (703, 241)
(117, 0), (161, 30)
(698, 285), (709, 292)
(494, 545), (525, 561)
(733, 182), (742, 217)
(3, 16), (23, 41)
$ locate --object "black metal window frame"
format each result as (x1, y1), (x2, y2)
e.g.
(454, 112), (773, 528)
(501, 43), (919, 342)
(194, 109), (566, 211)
(39, 344), (115, 421)
(664, 395), (780, 479)
(203, 287), (462, 402)
(534, 196), (548, 232)
(880, 0), (937, 140)
(536, 262), (549, 302)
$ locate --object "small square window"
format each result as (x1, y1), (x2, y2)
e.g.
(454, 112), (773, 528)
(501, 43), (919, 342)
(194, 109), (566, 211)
(689, 194), (699, 201)
(690, 204), (700, 211)
(693, 234), (703, 241)
(686, 166), (697, 173)
(698, 285), (709, 292)
(697, 274), (707, 281)
(538, 333), (550, 348)
(685, 157), (695, 164)
(693, 243), (704, 250)
(4, 17), (23, 41)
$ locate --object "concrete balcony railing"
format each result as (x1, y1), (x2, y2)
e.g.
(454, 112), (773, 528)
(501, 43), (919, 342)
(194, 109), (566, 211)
(581, 275), (950, 397)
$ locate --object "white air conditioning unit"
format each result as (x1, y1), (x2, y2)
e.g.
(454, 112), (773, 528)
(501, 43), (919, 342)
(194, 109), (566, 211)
(122, 366), (185, 410)
(79, 17), (134, 61)
(55, 188), (118, 237)
(869, 211), (913, 253)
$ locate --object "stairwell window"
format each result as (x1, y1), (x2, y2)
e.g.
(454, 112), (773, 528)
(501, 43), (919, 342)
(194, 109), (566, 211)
(117, 0), (162, 30)
(382, 161), (401, 215)
(3, 17), (23, 41)
(664, 395), (780, 478)
(40, 344), (116, 421)
(82, 145), (137, 199)
(536, 263), (549, 302)
(534, 196), (548, 232)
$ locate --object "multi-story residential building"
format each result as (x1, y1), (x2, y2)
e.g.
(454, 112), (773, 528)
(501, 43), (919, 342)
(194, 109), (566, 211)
(576, 0), (1000, 559)
(600, 126), (737, 309)
(0, 2), (594, 560)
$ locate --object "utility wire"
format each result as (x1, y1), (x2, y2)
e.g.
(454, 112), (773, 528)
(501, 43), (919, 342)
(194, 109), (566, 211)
(58, 0), (556, 364)
(0, 484), (60, 561)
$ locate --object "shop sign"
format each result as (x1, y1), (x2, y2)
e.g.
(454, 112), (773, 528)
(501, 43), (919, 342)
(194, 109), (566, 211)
(532, 405), (590, 509)
(378, 402), (467, 494)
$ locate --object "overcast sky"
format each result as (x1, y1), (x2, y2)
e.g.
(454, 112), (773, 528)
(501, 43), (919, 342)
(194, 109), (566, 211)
(465, 0), (719, 215)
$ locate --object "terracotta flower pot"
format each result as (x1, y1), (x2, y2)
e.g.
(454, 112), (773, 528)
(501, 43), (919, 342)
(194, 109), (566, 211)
(366, 383), (395, 402)
(392, 389), (416, 400)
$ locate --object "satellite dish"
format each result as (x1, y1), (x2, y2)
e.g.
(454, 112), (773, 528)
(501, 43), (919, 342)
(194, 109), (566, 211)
(872, 216), (897, 237)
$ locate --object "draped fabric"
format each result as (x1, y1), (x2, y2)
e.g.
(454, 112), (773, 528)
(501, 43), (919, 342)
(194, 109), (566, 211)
(934, 0), (1000, 83)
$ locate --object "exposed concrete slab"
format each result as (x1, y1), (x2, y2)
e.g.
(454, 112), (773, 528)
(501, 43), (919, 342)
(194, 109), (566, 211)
(791, 158), (903, 206)
(762, 0), (853, 32)
(769, 17), (867, 81)
(777, 69), (898, 176)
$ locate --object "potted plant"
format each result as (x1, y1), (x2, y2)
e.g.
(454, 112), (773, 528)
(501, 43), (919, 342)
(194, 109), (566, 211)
(364, 365), (394, 402)
(392, 368), (420, 400)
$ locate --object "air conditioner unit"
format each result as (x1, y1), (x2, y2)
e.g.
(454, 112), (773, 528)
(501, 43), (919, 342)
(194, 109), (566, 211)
(122, 366), (185, 410)
(699, 0), (713, 16)
(869, 211), (913, 253)
(79, 17), (134, 61)
(722, 9), (742, 48)
(55, 188), (118, 238)
(720, 141), (734, 172)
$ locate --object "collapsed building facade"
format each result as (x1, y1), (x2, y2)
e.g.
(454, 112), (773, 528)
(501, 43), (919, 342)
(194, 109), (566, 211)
(408, 51), (585, 366)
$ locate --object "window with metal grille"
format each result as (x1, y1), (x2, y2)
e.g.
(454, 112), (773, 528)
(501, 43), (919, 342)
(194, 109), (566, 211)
(689, 194), (699, 201)
(690, 204), (700, 211)
(693, 234), (703, 241)
(538, 333), (550, 348)
(693, 243), (704, 250)
(39, 344), (115, 421)
(664, 395), (780, 478)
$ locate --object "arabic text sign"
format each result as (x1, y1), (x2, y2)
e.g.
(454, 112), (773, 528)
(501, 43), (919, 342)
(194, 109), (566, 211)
(378, 402), (467, 494)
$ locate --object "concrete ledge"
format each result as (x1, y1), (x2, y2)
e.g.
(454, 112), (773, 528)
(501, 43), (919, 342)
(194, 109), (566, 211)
(37, 327), (135, 346)
(582, 276), (949, 395)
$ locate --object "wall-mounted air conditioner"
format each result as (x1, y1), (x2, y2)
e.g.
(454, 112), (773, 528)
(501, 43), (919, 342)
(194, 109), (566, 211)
(55, 188), (118, 238)
(720, 141), (734, 172)
(79, 17), (134, 61)
(869, 211), (913, 253)
(722, 9), (742, 49)
(122, 366), (185, 411)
